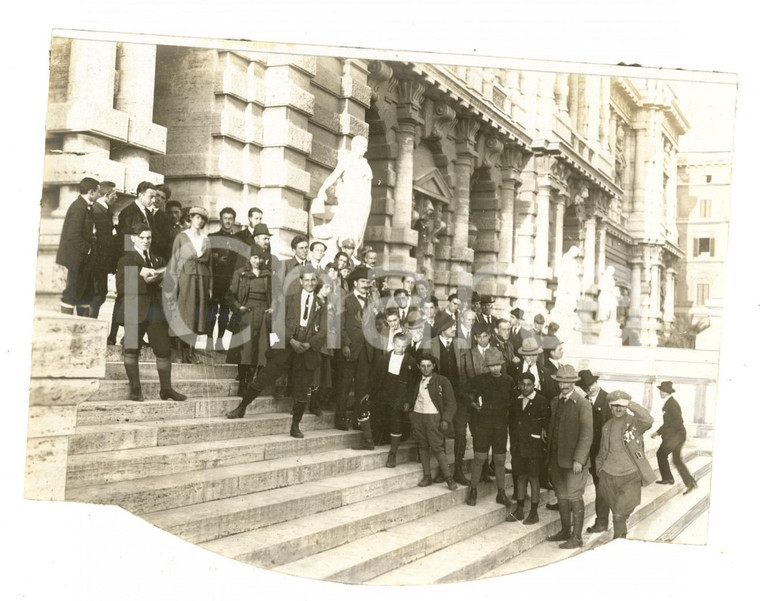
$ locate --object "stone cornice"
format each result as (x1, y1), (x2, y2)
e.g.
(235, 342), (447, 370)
(402, 62), (532, 151)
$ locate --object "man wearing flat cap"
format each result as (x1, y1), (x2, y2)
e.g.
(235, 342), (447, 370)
(650, 381), (698, 494)
(578, 369), (612, 533)
(596, 391), (656, 538)
(545, 364), (593, 549)
(459, 347), (514, 507)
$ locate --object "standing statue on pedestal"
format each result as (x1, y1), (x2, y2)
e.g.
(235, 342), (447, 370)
(554, 246), (581, 315)
(309, 135), (373, 252)
(597, 265), (622, 345)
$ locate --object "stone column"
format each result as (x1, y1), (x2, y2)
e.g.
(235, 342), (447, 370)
(627, 256), (643, 340)
(582, 216), (597, 291)
(554, 73), (570, 119)
(552, 195), (567, 271)
(599, 76), (611, 151)
(112, 43), (157, 176)
(534, 162), (552, 278)
(596, 220), (607, 283)
(54, 39), (117, 216)
(451, 117), (480, 286)
(568, 74), (579, 131)
(663, 266), (676, 324)
(609, 110), (618, 156)
(649, 256), (661, 320)
(585, 75), (600, 145)
(394, 78), (426, 232)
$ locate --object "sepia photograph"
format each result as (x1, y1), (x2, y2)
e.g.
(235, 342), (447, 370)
(5, 2), (756, 600)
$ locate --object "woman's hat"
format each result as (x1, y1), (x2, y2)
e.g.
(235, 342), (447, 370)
(551, 364), (581, 383)
(188, 206), (208, 219)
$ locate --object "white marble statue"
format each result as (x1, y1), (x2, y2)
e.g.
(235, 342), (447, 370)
(309, 135), (373, 251)
(597, 265), (620, 323)
(554, 246), (581, 315)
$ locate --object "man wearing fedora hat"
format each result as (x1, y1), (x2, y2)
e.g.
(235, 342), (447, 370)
(507, 307), (529, 352)
(597, 391), (656, 538)
(577, 369), (612, 533)
(651, 381), (698, 493)
(545, 364), (593, 549)
(459, 347), (514, 507)
(510, 337), (545, 390)
(476, 294), (498, 337)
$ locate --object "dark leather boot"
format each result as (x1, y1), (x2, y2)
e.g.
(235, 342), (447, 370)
(226, 386), (261, 419)
(308, 386), (323, 417)
(156, 357), (187, 401)
(433, 468), (446, 483)
(506, 500), (525, 522)
(466, 487), (478, 506)
(353, 419), (375, 450)
(123, 353), (143, 402)
(587, 520), (609, 534)
(559, 499), (585, 549)
(179, 341), (190, 364)
(495, 488), (511, 507)
(612, 518), (628, 539)
(290, 401), (307, 438)
(386, 434), (401, 468)
(547, 499), (573, 541)
(453, 461), (470, 486)
(523, 502), (540, 525)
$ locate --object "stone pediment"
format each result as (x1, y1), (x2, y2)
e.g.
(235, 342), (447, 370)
(413, 168), (453, 205)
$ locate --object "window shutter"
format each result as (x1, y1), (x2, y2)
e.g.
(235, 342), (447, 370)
(710, 238), (715, 257)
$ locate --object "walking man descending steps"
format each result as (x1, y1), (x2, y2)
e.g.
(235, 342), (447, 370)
(505, 372), (551, 524)
(226, 265), (327, 439)
(459, 348), (514, 507)
(545, 365), (593, 549)
(409, 354), (458, 491)
(116, 223), (187, 403)
(596, 391), (657, 539)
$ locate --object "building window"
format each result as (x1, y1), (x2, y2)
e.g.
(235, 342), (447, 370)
(700, 198), (712, 218)
(696, 283), (710, 306)
(693, 237), (715, 257)
(705, 174), (712, 183)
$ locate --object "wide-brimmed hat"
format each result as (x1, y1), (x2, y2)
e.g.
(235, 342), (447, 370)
(510, 307), (525, 319)
(608, 390), (632, 407)
(551, 364), (581, 383)
(435, 313), (456, 333)
(657, 381), (676, 394)
(542, 336), (563, 352)
(518, 337), (542, 356)
(484, 348), (504, 367)
(577, 369), (599, 390)
(252, 223), (271, 237)
(188, 206), (208, 219)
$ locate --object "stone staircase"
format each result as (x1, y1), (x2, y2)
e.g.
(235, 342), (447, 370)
(64, 348), (713, 584)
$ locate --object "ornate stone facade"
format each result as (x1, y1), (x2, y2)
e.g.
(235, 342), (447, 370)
(40, 38), (689, 346)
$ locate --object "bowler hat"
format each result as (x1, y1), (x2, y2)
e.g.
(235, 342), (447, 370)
(510, 307), (525, 319)
(188, 206), (209, 219)
(472, 322), (490, 337)
(551, 364), (581, 383)
(484, 348), (504, 367)
(435, 313), (456, 333)
(518, 337), (542, 356)
(608, 390), (632, 406)
(252, 223), (271, 237)
(657, 381), (676, 394)
(480, 294), (495, 305)
(577, 369), (599, 390)
(347, 265), (369, 283)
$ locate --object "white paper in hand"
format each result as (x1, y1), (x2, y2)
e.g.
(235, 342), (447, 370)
(269, 332), (280, 346)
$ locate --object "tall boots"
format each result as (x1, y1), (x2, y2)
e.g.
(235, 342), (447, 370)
(308, 386), (323, 417)
(157, 357), (187, 401)
(558, 499), (585, 549)
(226, 385), (261, 419)
(386, 434), (401, 467)
(290, 401), (307, 438)
(353, 418), (375, 451)
(123, 353), (143, 402)
(452, 437), (470, 486)
(547, 498), (573, 542)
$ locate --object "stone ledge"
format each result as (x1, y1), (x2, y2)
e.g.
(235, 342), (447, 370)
(312, 65), (342, 96)
(265, 84), (315, 116)
(311, 104), (341, 134)
(340, 114), (369, 137)
(43, 153), (127, 189)
(266, 55), (317, 76)
(343, 78), (372, 108)
(27, 405), (77, 438)
(127, 116), (167, 154)
(31, 312), (108, 379)
(259, 165), (311, 195)
(450, 247), (475, 263)
(364, 226), (418, 247)
(262, 123), (313, 155)
(47, 101), (129, 142)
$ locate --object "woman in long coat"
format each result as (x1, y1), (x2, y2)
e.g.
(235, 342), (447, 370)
(165, 206), (213, 364)
(225, 245), (271, 394)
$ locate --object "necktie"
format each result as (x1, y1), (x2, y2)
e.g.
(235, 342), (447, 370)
(303, 294), (311, 320)
(143, 251), (152, 267)
(357, 294), (366, 305)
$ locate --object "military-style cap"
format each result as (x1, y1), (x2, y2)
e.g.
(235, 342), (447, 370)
(608, 390), (633, 407)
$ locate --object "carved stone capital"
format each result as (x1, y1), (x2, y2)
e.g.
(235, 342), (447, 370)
(481, 135), (505, 169)
(367, 60), (397, 98)
(500, 144), (530, 182)
(396, 78), (426, 126)
(455, 117), (480, 158)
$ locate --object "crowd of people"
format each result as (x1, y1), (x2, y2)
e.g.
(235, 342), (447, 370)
(55, 177), (699, 548)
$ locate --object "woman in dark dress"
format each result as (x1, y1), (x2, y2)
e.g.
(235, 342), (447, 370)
(225, 245), (271, 395)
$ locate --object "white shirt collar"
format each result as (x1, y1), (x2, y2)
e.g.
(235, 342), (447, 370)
(520, 391), (537, 401)
(96, 198), (108, 209)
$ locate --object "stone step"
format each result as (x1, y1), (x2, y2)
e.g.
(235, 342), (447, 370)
(628, 471), (711, 543)
(141, 445), (436, 544)
(380, 454), (711, 585)
(104, 361), (239, 380)
(201, 457), (479, 570)
(480, 455), (712, 579)
(90, 378), (239, 401)
(70, 407), (334, 454)
(66, 430), (374, 506)
(670, 507), (710, 544)
(106, 345), (224, 364)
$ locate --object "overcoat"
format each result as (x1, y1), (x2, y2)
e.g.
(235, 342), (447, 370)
(114, 251), (166, 326)
(166, 231), (213, 335)
(546, 389), (593, 469)
(56, 196), (95, 270)
(509, 391), (552, 459)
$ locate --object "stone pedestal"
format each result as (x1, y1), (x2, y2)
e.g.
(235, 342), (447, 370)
(25, 311), (108, 500)
(597, 318), (623, 346)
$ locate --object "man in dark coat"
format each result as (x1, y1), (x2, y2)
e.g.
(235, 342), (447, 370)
(545, 365), (593, 549)
(151, 184), (174, 262)
(651, 381), (698, 493)
(117, 181), (156, 255)
(225, 265), (327, 438)
(409, 353), (458, 491)
(56, 176), (100, 316)
(90, 181), (119, 319)
(507, 307), (529, 352)
(233, 207), (264, 270)
(208, 207), (239, 350)
(283, 234), (311, 296)
(505, 371), (551, 524)
(475, 294), (499, 337)
(115, 223), (186, 403)
(578, 369), (612, 533)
